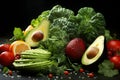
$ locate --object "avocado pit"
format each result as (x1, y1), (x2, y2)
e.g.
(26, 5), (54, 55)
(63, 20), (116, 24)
(32, 31), (44, 42)
(87, 47), (99, 59)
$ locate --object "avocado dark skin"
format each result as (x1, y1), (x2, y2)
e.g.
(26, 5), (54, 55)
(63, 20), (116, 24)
(82, 41), (107, 72)
(81, 36), (107, 72)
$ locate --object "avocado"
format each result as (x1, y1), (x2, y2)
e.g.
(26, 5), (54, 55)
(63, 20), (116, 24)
(25, 19), (50, 47)
(81, 35), (106, 71)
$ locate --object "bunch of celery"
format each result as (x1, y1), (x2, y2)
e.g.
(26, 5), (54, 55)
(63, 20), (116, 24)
(13, 49), (58, 74)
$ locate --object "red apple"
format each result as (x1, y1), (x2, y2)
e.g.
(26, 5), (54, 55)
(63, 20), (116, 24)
(65, 38), (86, 61)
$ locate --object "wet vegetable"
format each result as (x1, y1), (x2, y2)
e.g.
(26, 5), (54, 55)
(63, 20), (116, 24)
(0, 51), (15, 66)
(110, 55), (120, 69)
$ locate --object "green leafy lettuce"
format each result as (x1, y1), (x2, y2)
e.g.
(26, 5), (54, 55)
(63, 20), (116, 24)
(10, 27), (24, 42)
(31, 10), (50, 28)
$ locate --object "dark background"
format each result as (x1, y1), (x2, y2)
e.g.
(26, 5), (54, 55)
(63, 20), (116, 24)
(0, 0), (119, 37)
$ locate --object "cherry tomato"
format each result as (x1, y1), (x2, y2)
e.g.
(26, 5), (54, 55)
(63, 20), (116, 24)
(87, 72), (94, 78)
(0, 51), (15, 66)
(7, 70), (13, 76)
(79, 68), (84, 73)
(110, 55), (120, 69)
(0, 44), (11, 53)
(106, 40), (120, 53)
(15, 54), (21, 60)
(48, 73), (53, 79)
(64, 70), (69, 75)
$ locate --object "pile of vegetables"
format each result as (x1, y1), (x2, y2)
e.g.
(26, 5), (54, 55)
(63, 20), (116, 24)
(0, 5), (120, 78)
(13, 49), (58, 74)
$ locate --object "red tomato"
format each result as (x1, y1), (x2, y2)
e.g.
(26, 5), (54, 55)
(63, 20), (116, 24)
(106, 40), (120, 57)
(64, 70), (69, 75)
(110, 55), (120, 69)
(87, 72), (94, 78)
(0, 44), (11, 53)
(48, 73), (53, 79)
(106, 40), (120, 52)
(7, 70), (13, 76)
(0, 51), (15, 66)
(79, 68), (85, 73)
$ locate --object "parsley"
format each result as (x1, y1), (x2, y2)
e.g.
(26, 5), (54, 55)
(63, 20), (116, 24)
(10, 27), (24, 42)
(98, 60), (119, 77)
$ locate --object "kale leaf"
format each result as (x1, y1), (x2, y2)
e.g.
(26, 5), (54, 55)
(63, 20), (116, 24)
(48, 5), (74, 22)
(76, 7), (106, 46)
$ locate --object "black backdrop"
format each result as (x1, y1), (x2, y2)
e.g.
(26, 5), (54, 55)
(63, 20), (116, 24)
(0, 0), (119, 37)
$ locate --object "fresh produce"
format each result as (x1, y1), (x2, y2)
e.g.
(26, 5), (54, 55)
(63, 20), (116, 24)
(9, 40), (31, 56)
(1, 4), (120, 78)
(11, 27), (24, 41)
(23, 25), (34, 36)
(25, 19), (50, 47)
(0, 44), (11, 53)
(65, 38), (86, 60)
(31, 30), (44, 42)
(18, 48), (51, 60)
(0, 51), (15, 66)
(106, 39), (120, 69)
(106, 39), (120, 57)
(87, 72), (95, 78)
(48, 73), (53, 79)
(81, 35), (105, 66)
(79, 68), (84, 73)
(110, 55), (120, 69)
(13, 49), (58, 74)
(0, 43), (15, 66)
(98, 60), (119, 77)
(75, 7), (106, 46)
(30, 5), (107, 47)
(64, 70), (69, 75)
(31, 10), (50, 28)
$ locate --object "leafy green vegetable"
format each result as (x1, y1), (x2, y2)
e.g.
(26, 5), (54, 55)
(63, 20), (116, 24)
(10, 27), (24, 42)
(104, 29), (113, 41)
(48, 64), (67, 75)
(13, 60), (58, 74)
(20, 49), (51, 59)
(76, 7), (106, 45)
(2, 67), (9, 74)
(38, 5), (79, 55)
(11, 5), (111, 76)
(98, 60), (119, 77)
(13, 48), (58, 74)
(31, 10), (50, 28)
(51, 17), (79, 39)
(48, 5), (74, 22)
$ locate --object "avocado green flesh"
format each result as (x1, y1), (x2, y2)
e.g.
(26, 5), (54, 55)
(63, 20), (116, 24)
(81, 35), (105, 65)
(25, 19), (50, 47)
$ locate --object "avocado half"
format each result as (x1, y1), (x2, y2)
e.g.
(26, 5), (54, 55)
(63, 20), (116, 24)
(81, 35), (106, 71)
(25, 19), (50, 47)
